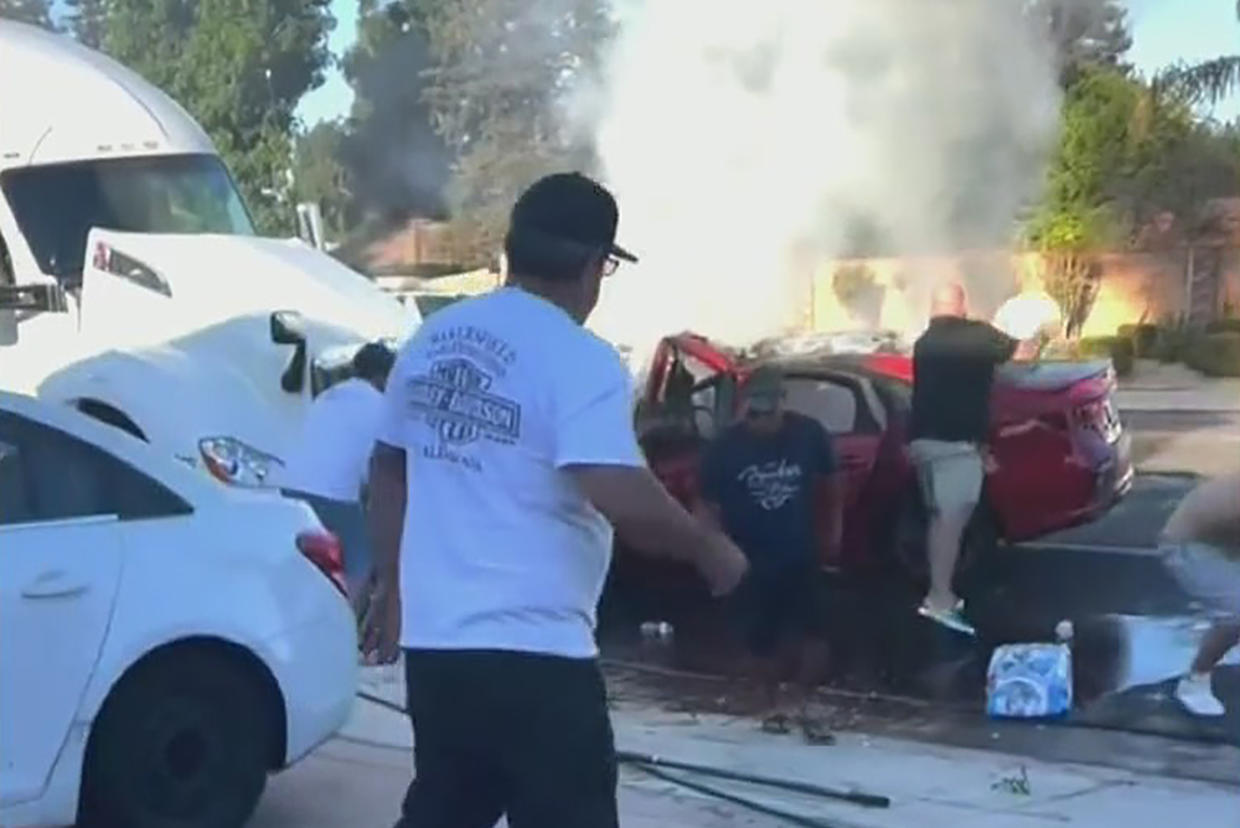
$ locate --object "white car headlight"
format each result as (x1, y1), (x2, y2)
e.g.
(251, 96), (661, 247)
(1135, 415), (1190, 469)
(198, 436), (283, 488)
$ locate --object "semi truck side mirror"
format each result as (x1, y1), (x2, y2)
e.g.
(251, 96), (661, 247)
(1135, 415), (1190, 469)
(0, 284), (69, 343)
(270, 309), (305, 344)
(270, 310), (307, 394)
(0, 284), (68, 313)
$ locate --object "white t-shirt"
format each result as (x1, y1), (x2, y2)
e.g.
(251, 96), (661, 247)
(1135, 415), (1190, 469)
(279, 378), (384, 502)
(379, 287), (645, 658)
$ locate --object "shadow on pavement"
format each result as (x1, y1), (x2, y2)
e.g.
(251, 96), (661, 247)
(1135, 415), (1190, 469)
(598, 475), (1239, 784)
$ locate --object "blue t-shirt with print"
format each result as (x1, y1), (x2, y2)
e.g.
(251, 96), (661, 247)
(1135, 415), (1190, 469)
(700, 411), (836, 573)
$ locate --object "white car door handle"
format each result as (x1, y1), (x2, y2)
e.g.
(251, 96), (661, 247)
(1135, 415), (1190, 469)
(22, 571), (90, 599)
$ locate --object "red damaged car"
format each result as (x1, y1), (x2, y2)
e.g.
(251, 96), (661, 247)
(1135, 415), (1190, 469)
(618, 332), (1133, 594)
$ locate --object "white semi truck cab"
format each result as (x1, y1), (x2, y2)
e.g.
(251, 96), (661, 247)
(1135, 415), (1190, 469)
(0, 20), (420, 486)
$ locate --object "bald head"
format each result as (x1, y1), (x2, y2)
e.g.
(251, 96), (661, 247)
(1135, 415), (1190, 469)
(931, 282), (968, 318)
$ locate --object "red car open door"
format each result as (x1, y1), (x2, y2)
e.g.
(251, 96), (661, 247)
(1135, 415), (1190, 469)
(778, 371), (886, 570)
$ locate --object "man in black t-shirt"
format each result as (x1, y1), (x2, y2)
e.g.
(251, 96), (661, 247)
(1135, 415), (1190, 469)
(910, 283), (1017, 636)
(700, 366), (843, 727)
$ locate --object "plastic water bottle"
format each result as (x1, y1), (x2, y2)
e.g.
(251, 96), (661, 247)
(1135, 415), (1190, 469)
(986, 620), (1074, 719)
(1055, 619), (1074, 643)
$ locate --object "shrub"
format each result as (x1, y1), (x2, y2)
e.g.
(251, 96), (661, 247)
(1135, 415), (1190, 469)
(1152, 324), (1191, 363)
(1117, 323), (1160, 357)
(1185, 332), (1240, 377)
(1077, 335), (1135, 377)
(1205, 318), (1240, 336)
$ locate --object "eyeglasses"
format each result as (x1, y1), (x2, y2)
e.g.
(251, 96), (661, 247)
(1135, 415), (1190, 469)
(602, 255), (621, 277)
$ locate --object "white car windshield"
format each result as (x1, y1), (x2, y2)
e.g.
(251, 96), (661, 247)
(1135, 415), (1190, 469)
(0, 153), (254, 282)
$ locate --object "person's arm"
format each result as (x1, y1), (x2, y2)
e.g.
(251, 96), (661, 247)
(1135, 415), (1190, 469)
(366, 442), (406, 586)
(359, 347), (413, 663)
(568, 465), (744, 594)
(984, 321), (1020, 364)
(812, 424), (845, 566)
(557, 350), (748, 596)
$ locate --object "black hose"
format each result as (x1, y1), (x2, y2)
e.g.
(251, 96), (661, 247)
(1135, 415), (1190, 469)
(357, 688), (407, 715)
(630, 763), (847, 828)
(614, 750), (890, 809)
(354, 689), (893, 819)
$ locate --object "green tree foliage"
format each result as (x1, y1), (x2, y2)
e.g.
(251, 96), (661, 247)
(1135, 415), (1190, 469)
(340, 0), (449, 226)
(415, 0), (615, 264)
(1024, 0), (1132, 87)
(1027, 68), (1197, 331)
(292, 120), (351, 240)
(64, 0), (105, 46)
(0, 0), (54, 28)
(86, 0), (334, 235)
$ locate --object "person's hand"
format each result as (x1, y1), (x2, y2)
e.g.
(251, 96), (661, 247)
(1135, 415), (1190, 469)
(695, 533), (749, 597)
(360, 579), (401, 665)
(982, 448), (999, 475)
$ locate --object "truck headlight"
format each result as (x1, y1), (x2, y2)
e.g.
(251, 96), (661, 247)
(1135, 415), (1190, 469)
(198, 436), (283, 488)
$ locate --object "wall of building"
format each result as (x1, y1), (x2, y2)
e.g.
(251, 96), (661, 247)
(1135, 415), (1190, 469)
(800, 245), (1238, 340)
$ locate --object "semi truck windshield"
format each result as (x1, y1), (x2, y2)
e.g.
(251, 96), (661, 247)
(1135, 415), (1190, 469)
(0, 153), (254, 282)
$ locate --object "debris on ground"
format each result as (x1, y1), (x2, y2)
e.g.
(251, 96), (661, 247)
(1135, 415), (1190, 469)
(991, 765), (1033, 796)
(800, 716), (836, 746)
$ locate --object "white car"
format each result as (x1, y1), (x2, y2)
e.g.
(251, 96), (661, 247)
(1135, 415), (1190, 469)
(0, 392), (359, 828)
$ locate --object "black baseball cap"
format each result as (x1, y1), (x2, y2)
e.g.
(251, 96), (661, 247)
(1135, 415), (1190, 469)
(742, 365), (786, 414)
(508, 172), (638, 265)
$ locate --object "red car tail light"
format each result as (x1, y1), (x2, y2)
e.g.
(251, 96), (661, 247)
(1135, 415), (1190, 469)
(1074, 401), (1106, 431)
(1071, 398), (1123, 441)
(296, 530), (347, 596)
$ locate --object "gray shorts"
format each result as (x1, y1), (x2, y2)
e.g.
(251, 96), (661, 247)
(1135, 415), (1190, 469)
(1162, 541), (1240, 621)
(909, 439), (984, 517)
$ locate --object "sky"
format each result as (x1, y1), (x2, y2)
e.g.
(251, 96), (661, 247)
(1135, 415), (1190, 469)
(295, 0), (1240, 126)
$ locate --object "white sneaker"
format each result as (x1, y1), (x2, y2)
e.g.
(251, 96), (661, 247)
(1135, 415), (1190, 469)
(1175, 673), (1226, 717)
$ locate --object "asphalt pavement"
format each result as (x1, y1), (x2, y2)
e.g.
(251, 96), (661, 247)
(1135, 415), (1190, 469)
(243, 471), (1240, 827)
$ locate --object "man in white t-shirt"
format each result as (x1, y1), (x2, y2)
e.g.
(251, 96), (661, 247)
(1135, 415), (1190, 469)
(280, 341), (394, 604)
(361, 173), (749, 828)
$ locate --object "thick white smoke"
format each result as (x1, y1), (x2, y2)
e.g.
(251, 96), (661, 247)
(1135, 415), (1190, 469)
(577, 0), (1063, 357)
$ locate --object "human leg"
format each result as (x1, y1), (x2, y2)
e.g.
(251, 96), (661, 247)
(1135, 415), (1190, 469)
(1191, 621), (1240, 674)
(496, 652), (618, 828)
(1175, 621), (1240, 717)
(1162, 542), (1240, 716)
(736, 571), (793, 718)
(911, 441), (982, 634)
(393, 650), (506, 828)
(783, 569), (834, 742)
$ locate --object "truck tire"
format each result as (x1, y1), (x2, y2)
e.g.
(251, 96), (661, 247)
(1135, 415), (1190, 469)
(79, 648), (271, 828)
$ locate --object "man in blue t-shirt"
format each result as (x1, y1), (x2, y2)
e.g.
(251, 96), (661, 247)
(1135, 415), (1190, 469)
(700, 365), (843, 728)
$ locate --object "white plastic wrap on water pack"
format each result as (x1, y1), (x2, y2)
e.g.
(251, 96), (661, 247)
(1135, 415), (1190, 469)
(986, 640), (1073, 719)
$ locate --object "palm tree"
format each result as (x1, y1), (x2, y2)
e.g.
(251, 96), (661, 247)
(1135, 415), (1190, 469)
(1155, 1), (1240, 106)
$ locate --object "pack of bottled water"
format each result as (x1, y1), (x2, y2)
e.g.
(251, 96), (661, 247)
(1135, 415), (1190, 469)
(986, 621), (1074, 719)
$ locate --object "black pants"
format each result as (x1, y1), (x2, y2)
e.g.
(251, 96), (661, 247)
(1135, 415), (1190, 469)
(734, 563), (829, 657)
(394, 649), (618, 828)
